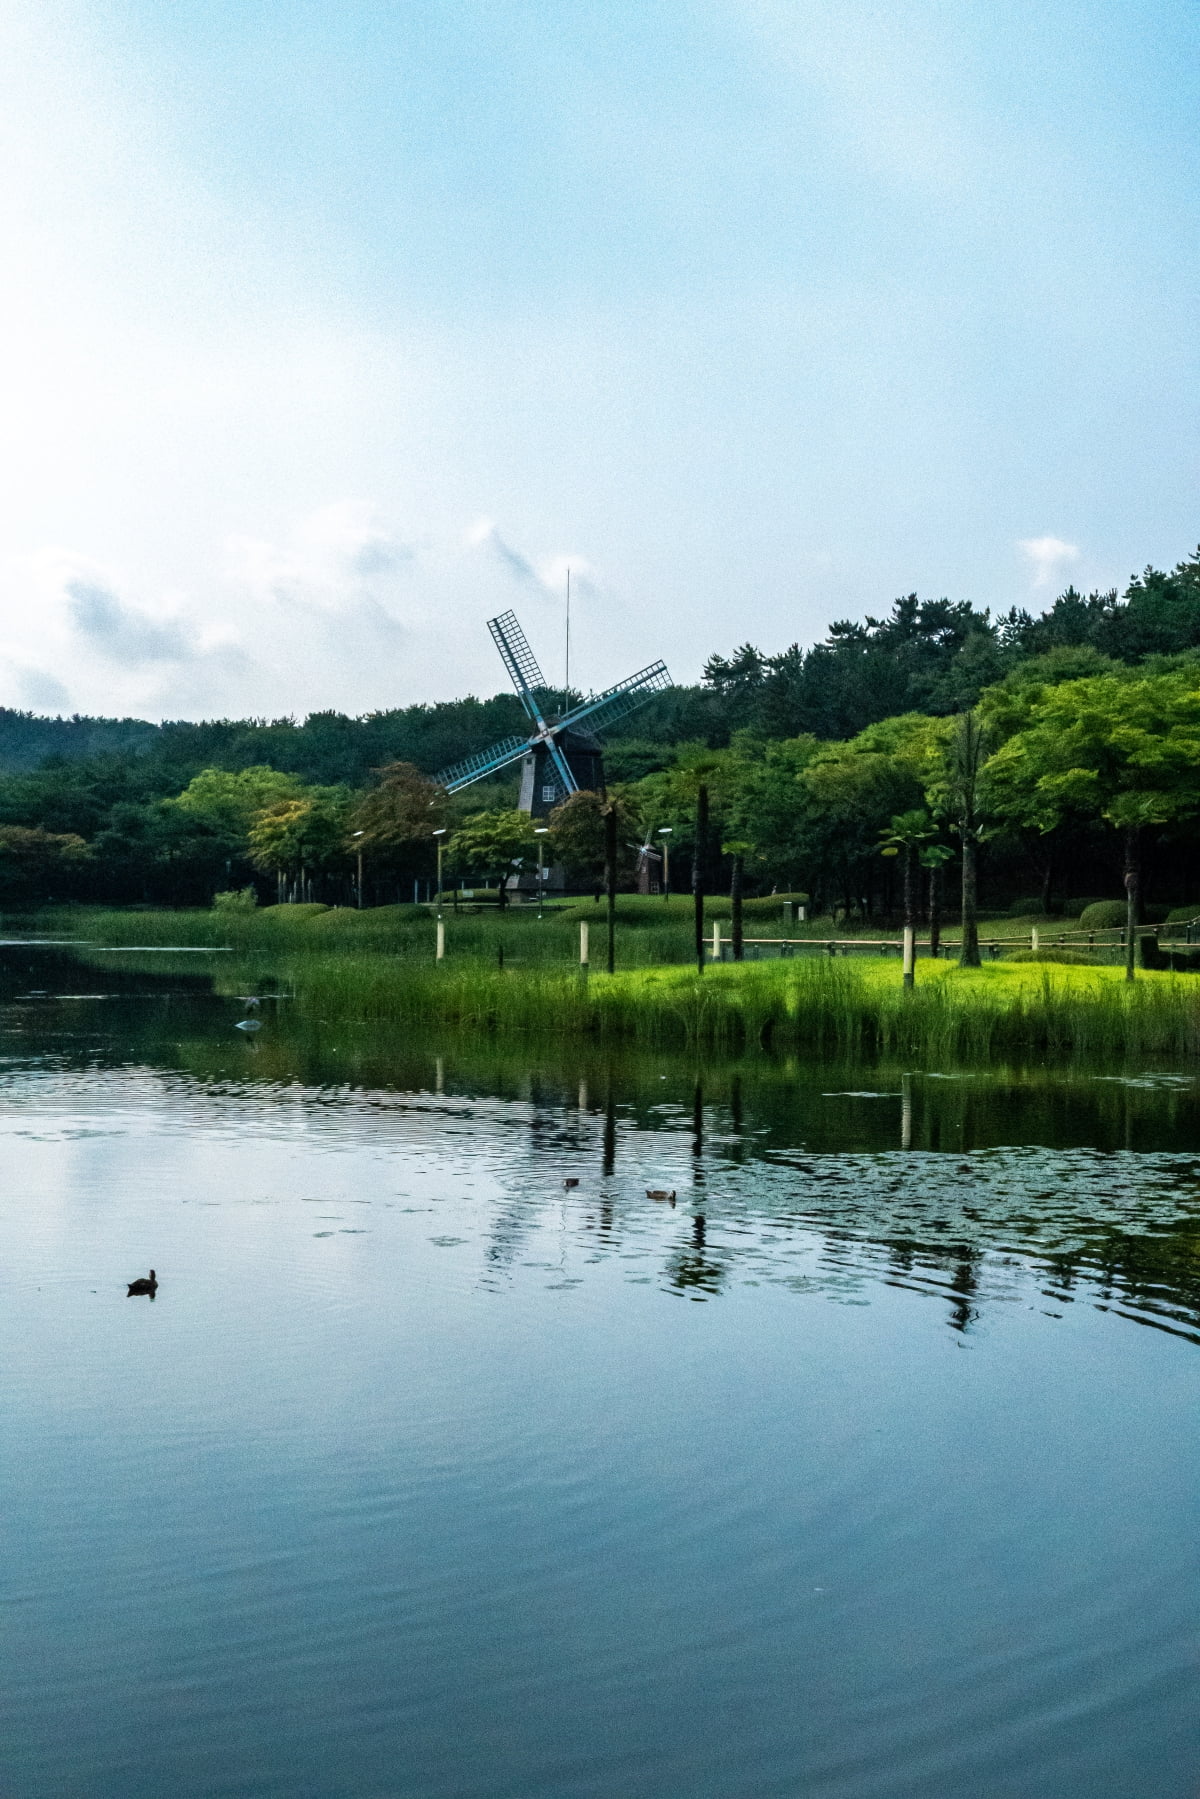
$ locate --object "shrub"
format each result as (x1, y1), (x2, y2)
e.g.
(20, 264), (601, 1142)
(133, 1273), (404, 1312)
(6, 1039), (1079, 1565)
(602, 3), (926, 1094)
(1167, 905), (1200, 924)
(1079, 901), (1127, 929)
(1007, 897), (1044, 917)
(212, 887), (258, 914)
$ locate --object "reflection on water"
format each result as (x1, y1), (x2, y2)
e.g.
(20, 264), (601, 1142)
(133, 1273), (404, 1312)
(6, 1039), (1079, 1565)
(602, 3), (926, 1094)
(0, 940), (1197, 1798)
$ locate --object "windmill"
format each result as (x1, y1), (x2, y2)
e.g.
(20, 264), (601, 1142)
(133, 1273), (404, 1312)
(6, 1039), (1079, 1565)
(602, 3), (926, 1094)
(631, 829), (664, 895)
(436, 611), (671, 818)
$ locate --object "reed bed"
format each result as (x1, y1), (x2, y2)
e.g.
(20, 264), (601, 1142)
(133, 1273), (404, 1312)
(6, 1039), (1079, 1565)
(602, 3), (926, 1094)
(43, 905), (1200, 1061)
(214, 950), (1200, 1062)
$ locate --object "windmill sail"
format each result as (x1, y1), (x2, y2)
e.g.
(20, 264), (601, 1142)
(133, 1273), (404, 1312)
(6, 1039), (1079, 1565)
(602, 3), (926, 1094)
(559, 661), (671, 736)
(488, 612), (549, 722)
(438, 735), (531, 794)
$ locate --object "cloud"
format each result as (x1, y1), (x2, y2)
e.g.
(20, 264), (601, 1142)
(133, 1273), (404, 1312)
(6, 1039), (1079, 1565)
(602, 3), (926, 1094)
(67, 577), (197, 663)
(12, 666), (69, 713)
(466, 519), (598, 599)
(1019, 535), (1080, 588)
(231, 501), (414, 616)
(466, 516), (540, 585)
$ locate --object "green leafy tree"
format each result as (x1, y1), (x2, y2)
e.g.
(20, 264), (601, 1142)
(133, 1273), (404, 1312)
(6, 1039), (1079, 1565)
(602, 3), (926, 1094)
(879, 808), (938, 936)
(985, 670), (1200, 977)
(171, 766), (303, 840)
(445, 810), (536, 906)
(548, 790), (642, 889)
(349, 762), (446, 859)
(0, 826), (89, 904)
(248, 787), (352, 897)
(925, 710), (994, 967)
(799, 715), (942, 919)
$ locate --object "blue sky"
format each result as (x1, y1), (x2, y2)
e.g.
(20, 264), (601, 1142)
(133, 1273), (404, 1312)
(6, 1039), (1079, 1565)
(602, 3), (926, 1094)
(0, 0), (1197, 719)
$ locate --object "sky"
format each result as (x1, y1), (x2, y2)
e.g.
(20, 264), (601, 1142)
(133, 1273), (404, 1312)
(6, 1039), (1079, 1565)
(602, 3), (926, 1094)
(0, 0), (1197, 722)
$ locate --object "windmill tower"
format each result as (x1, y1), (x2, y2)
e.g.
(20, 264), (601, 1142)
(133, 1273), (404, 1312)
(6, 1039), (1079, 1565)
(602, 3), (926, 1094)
(437, 611), (670, 818)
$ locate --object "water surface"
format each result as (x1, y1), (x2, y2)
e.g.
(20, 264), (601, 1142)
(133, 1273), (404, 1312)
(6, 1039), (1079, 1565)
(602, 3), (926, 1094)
(0, 945), (1196, 1798)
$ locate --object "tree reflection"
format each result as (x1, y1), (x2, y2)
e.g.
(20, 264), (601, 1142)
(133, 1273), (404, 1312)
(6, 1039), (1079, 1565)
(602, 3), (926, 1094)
(665, 1212), (725, 1298)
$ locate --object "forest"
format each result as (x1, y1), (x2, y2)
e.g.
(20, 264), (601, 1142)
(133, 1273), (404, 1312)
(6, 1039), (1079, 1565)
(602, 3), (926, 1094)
(4, 542), (1200, 917)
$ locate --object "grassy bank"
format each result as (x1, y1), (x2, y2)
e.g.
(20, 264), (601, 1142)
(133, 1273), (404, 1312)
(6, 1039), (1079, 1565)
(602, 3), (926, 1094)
(41, 905), (1200, 1061)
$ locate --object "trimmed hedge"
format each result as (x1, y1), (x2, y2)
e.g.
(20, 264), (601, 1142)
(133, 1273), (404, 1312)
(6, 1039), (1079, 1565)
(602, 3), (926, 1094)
(1078, 901), (1127, 929)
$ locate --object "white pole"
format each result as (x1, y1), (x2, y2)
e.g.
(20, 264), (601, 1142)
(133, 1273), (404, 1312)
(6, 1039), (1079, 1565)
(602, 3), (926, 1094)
(1031, 926), (1039, 954)
(579, 919), (589, 967)
(902, 924), (915, 990)
(712, 921), (721, 961)
(436, 919), (445, 962)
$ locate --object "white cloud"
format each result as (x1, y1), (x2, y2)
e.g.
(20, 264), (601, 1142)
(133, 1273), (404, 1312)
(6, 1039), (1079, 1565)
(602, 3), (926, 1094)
(1019, 535), (1080, 587)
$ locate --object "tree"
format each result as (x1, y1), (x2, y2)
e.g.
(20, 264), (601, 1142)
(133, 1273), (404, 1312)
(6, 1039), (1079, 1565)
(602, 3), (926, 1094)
(0, 826), (89, 904)
(349, 762), (446, 856)
(445, 810), (536, 906)
(171, 766), (303, 840)
(248, 788), (352, 898)
(985, 670), (1200, 978)
(547, 790), (642, 890)
(926, 711), (993, 968)
(799, 715), (942, 919)
(879, 809), (937, 940)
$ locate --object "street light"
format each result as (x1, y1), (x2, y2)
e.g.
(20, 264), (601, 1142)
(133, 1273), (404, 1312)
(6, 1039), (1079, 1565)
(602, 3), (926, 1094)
(351, 830), (364, 909)
(657, 826), (672, 901)
(433, 828), (447, 916)
(534, 826), (549, 919)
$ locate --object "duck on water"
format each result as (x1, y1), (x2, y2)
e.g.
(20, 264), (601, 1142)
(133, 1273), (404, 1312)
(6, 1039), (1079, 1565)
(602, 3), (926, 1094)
(126, 1270), (157, 1297)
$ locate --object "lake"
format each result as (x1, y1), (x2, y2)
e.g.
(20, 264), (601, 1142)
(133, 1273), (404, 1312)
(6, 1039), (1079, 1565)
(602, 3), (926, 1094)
(0, 943), (1196, 1798)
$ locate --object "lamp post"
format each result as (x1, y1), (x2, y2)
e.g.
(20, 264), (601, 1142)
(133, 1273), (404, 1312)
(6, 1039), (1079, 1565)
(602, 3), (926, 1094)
(657, 826), (672, 902)
(351, 830), (364, 908)
(433, 828), (447, 917)
(534, 826), (549, 919)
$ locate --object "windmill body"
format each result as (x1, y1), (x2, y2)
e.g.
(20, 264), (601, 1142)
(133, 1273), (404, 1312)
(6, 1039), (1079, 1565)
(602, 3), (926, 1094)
(518, 725), (604, 818)
(437, 611), (670, 818)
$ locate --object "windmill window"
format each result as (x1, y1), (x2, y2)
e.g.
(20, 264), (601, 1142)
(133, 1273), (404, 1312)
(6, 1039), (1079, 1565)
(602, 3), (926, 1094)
(541, 785), (557, 803)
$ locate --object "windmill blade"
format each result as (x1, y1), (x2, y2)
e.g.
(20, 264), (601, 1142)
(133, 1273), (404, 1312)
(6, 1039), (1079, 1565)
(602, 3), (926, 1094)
(436, 734), (532, 793)
(544, 733), (579, 798)
(489, 612), (549, 724)
(559, 660), (671, 736)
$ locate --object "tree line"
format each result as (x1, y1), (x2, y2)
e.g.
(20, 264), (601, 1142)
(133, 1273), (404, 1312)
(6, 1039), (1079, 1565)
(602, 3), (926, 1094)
(4, 542), (1200, 919)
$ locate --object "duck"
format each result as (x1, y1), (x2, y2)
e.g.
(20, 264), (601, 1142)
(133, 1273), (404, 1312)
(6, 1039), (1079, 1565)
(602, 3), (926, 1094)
(126, 1270), (157, 1296)
(646, 1188), (677, 1202)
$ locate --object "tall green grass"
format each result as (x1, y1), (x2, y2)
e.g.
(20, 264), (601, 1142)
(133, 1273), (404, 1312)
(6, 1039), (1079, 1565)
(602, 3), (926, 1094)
(234, 951), (1200, 1061)
(44, 904), (1200, 1061)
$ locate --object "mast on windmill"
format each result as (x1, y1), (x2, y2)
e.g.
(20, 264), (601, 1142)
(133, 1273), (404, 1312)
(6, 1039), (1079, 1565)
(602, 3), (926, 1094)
(436, 610), (671, 818)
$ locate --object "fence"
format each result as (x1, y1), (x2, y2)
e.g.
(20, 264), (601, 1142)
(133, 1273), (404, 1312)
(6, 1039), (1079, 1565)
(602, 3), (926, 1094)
(709, 917), (1200, 967)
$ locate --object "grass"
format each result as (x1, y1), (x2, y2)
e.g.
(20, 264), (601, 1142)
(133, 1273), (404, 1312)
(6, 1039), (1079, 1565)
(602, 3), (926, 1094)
(37, 903), (1200, 1062)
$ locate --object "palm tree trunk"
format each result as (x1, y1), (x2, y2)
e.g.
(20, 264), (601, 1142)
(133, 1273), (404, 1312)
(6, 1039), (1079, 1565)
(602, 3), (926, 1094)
(731, 853), (744, 961)
(605, 804), (617, 974)
(1124, 825), (1140, 982)
(929, 865), (942, 959)
(693, 785), (708, 974)
(959, 837), (981, 967)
